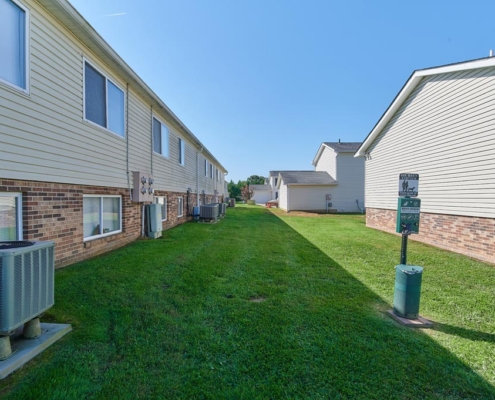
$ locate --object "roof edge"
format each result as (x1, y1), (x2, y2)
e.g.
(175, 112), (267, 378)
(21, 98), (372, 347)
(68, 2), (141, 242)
(355, 56), (495, 157)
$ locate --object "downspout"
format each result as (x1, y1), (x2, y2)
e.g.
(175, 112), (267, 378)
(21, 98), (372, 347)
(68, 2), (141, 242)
(143, 104), (153, 237)
(125, 83), (132, 201)
(197, 147), (203, 207)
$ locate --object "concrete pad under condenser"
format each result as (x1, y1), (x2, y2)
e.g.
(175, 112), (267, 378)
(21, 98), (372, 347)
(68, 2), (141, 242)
(387, 310), (433, 328)
(0, 323), (72, 379)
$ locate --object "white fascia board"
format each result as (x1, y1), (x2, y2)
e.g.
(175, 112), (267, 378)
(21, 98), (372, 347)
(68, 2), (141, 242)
(311, 143), (328, 166)
(355, 57), (495, 157)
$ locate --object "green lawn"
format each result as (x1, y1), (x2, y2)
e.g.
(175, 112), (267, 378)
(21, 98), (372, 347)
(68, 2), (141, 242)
(1, 205), (494, 399)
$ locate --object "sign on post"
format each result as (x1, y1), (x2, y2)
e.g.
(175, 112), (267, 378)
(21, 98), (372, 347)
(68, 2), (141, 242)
(396, 198), (421, 234)
(398, 173), (419, 197)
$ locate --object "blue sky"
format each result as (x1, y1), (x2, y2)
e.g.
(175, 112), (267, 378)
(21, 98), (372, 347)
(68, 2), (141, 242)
(69, 0), (495, 182)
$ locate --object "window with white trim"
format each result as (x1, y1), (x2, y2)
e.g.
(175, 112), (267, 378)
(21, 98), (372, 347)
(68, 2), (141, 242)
(178, 196), (184, 217)
(83, 195), (122, 240)
(0, 192), (22, 240)
(0, 0), (28, 92)
(216, 168), (219, 181)
(84, 60), (125, 137)
(178, 138), (185, 166)
(209, 163), (213, 179)
(152, 117), (169, 157)
(155, 196), (167, 221)
(205, 159), (208, 177)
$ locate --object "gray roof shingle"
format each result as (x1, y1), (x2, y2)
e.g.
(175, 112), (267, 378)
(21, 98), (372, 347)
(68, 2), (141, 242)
(250, 184), (272, 191)
(323, 142), (362, 152)
(279, 171), (336, 185)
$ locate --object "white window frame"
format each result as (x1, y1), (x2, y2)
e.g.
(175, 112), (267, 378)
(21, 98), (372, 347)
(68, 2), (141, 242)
(0, 192), (23, 240)
(155, 196), (167, 221)
(205, 159), (208, 177)
(177, 196), (184, 217)
(209, 163), (213, 179)
(178, 138), (185, 166)
(83, 194), (122, 241)
(83, 58), (126, 138)
(0, 0), (30, 94)
(152, 115), (169, 158)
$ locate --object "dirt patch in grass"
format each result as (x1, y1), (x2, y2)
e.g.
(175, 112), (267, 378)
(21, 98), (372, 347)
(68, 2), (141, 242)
(249, 296), (266, 303)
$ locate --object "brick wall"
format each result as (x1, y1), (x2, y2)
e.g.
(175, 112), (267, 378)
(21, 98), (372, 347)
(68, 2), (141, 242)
(367, 208), (495, 265)
(0, 179), (196, 268)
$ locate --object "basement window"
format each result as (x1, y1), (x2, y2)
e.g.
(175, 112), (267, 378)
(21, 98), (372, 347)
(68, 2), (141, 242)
(83, 195), (121, 240)
(155, 196), (167, 221)
(178, 197), (183, 217)
(0, 192), (22, 240)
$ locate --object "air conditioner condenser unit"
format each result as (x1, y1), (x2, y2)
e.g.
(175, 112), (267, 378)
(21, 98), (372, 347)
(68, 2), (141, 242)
(0, 241), (55, 335)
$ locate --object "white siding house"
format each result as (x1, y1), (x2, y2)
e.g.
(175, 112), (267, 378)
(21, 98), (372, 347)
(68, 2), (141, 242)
(355, 57), (495, 264)
(313, 142), (365, 212)
(0, 0), (227, 267)
(274, 142), (364, 213)
(250, 184), (272, 204)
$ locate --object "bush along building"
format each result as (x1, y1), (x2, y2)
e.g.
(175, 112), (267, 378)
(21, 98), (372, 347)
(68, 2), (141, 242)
(0, 0), (227, 268)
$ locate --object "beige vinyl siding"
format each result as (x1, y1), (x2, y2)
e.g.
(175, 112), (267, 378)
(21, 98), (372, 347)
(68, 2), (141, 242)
(365, 67), (495, 218)
(287, 186), (333, 211)
(0, 1), (129, 187)
(127, 88), (152, 175)
(1, 0), (226, 196)
(315, 146), (337, 178)
(152, 125), (197, 193)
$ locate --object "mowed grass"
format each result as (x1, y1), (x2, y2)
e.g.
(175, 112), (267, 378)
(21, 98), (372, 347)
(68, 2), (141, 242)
(1, 205), (494, 399)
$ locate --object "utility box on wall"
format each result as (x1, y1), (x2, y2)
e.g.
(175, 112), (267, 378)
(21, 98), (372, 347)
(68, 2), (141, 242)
(132, 171), (154, 202)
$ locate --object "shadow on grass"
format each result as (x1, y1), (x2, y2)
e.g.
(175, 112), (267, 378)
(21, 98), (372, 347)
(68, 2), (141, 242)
(431, 322), (495, 344)
(1, 206), (493, 399)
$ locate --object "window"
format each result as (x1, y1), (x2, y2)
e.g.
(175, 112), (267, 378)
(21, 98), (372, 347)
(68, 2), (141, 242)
(0, 192), (22, 240)
(209, 164), (213, 179)
(178, 138), (185, 166)
(152, 117), (169, 157)
(177, 196), (183, 217)
(0, 0), (28, 92)
(216, 168), (219, 181)
(155, 196), (167, 221)
(84, 61), (125, 137)
(274, 178), (278, 186)
(205, 160), (208, 177)
(83, 195), (121, 240)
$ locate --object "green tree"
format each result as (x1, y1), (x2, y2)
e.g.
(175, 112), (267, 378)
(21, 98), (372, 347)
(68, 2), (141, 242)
(228, 180), (244, 201)
(246, 175), (266, 185)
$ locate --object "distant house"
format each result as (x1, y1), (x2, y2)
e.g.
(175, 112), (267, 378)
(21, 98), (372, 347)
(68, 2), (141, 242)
(355, 57), (495, 264)
(277, 171), (336, 212)
(250, 171), (281, 204)
(250, 184), (273, 204)
(274, 142), (364, 212)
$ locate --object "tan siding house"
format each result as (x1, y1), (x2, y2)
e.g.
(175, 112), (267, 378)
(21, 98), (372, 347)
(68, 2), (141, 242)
(356, 58), (495, 264)
(0, 0), (227, 267)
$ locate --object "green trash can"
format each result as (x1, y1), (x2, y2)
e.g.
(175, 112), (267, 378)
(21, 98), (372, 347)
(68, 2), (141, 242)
(393, 265), (423, 319)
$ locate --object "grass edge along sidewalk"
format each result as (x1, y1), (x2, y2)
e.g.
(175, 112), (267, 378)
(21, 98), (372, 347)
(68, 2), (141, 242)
(1, 205), (494, 399)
